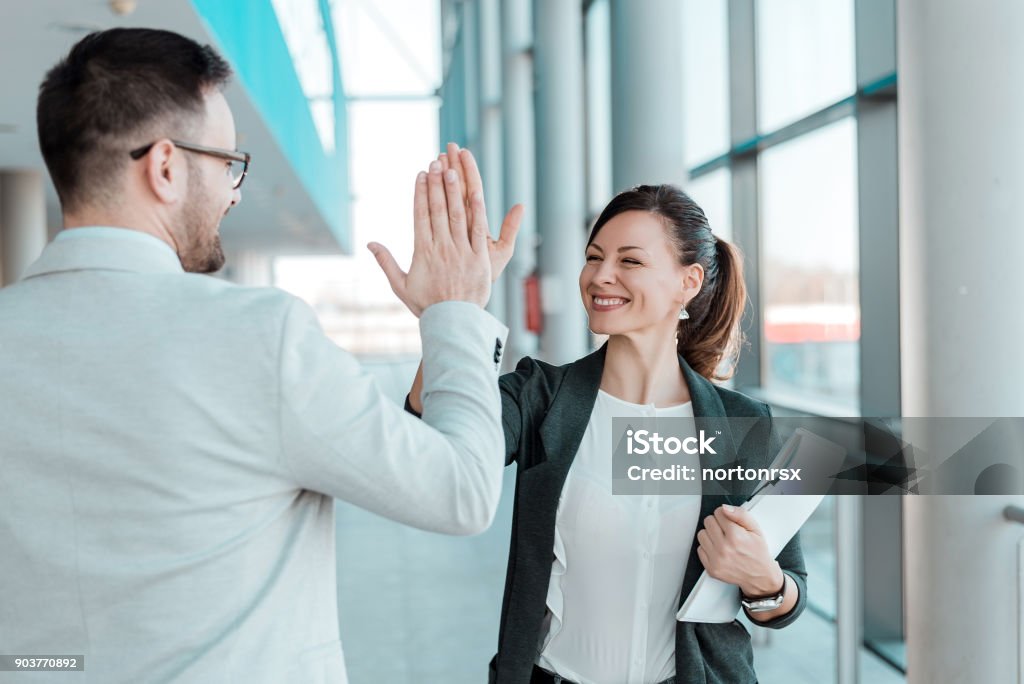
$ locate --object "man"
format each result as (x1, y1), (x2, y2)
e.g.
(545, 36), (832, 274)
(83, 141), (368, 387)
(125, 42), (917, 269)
(0, 28), (512, 683)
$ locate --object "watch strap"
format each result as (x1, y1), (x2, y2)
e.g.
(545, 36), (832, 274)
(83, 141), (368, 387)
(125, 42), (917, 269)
(740, 574), (787, 613)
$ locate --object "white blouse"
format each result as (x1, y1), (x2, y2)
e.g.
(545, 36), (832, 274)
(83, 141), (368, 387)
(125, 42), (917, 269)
(536, 390), (702, 684)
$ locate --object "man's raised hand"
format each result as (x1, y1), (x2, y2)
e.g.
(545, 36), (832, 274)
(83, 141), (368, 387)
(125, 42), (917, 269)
(438, 143), (523, 283)
(368, 160), (491, 317)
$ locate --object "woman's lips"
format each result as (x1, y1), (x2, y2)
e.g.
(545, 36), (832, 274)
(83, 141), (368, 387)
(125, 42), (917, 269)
(591, 296), (630, 312)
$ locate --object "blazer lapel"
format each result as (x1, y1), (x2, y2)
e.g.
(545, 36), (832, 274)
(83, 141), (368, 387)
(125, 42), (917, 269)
(538, 344), (606, 473)
(678, 355), (743, 608)
(681, 357), (737, 485)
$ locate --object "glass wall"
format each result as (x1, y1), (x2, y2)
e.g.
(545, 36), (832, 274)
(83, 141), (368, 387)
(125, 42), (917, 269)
(682, 0), (730, 168)
(755, 0), (856, 132)
(675, 0), (903, 681)
(685, 168), (732, 243)
(759, 118), (860, 407)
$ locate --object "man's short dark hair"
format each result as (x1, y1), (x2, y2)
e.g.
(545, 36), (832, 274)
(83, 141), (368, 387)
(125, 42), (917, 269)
(37, 28), (232, 211)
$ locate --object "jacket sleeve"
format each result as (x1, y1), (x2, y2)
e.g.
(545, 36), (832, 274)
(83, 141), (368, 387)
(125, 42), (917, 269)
(497, 357), (538, 467)
(408, 356), (538, 468)
(743, 403), (808, 629)
(278, 297), (509, 536)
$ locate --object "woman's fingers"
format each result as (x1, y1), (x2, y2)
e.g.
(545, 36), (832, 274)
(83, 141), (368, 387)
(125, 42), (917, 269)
(497, 204), (524, 250)
(696, 528), (714, 553)
(367, 242), (413, 312)
(459, 148), (483, 204)
(718, 504), (763, 536)
(703, 514), (727, 545)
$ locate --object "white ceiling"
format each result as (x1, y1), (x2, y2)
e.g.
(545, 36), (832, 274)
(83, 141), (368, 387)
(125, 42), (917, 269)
(0, 0), (345, 256)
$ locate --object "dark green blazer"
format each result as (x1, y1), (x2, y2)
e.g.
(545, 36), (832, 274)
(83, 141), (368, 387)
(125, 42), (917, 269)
(488, 344), (808, 684)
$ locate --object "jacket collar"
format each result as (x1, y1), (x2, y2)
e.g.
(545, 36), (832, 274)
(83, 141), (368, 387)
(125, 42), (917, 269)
(23, 227), (184, 280)
(539, 342), (737, 470)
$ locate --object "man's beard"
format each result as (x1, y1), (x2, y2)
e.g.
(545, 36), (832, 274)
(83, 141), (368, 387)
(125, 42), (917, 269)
(178, 164), (227, 274)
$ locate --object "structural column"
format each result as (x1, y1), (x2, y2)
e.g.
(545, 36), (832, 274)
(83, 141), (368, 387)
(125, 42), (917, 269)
(0, 170), (48, 286)
(609, 0), (685, 191)
(500, 0), (538, 363)
(854, 2), (901, 681)
(899, 1), (1024, 682)
(478, 0), (507, 326)
(532, 0), (587, 364)
(726, 0), (762, 391)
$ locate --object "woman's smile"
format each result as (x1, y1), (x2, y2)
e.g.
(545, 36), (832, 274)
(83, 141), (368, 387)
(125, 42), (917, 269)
(591, 295), (631, 311)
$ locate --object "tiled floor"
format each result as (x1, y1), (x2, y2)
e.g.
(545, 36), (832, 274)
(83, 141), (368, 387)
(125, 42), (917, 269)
(334, 470), (905, 684)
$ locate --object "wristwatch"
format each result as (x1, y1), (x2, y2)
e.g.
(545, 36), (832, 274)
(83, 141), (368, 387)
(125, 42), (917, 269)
(740, 575), (787, 613)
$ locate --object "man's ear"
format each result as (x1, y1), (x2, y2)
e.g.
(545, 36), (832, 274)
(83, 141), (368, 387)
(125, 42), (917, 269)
(142, 139), (185, 205)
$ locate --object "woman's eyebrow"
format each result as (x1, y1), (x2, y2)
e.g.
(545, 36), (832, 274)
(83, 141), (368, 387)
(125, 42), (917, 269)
(586, 244), (650, 254)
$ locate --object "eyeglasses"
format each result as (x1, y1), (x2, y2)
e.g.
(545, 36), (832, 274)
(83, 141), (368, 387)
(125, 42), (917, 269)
(130, 139), (251, 190)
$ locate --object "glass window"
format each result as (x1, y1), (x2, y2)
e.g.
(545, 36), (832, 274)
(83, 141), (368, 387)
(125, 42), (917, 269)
(585, 0), (612, 218)
(333, 0), (441, 97)
(755, 0), (856, 132)
(271, 0), (336, 152)
(682, 0), (730, 166)
(685, 168), (732, 244)
(804, 495), (837, 618)
(759, 117), (859, 409)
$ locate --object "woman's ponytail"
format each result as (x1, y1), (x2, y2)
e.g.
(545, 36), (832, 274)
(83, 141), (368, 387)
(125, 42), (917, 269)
(675, 236), (747, 381)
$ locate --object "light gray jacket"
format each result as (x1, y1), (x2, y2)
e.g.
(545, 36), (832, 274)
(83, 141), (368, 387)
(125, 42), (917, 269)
(0, 228), (508, 683)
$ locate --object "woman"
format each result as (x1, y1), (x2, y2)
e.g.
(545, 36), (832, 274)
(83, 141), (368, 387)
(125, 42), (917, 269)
(402, 147), (806, 684)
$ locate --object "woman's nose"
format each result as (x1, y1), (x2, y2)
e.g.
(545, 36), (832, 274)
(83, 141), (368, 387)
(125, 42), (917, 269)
(594, 261), (617, 283)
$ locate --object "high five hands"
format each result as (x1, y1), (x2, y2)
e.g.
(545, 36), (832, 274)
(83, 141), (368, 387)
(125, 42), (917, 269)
(436, 143), (524, 284)
(368, 144), (524, 317)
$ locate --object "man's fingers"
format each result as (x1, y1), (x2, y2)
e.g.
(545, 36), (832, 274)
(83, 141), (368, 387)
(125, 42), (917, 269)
(447, 142), (467, 194)
(468, 191), (489, 254)
(367, 242), (407, 295)
(426, 160), (452, 246)
(460, 149), (483, 237)
(412, 171), (432, 252)
(443, 169), (470, 247)
(459, 148), (484, 205)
